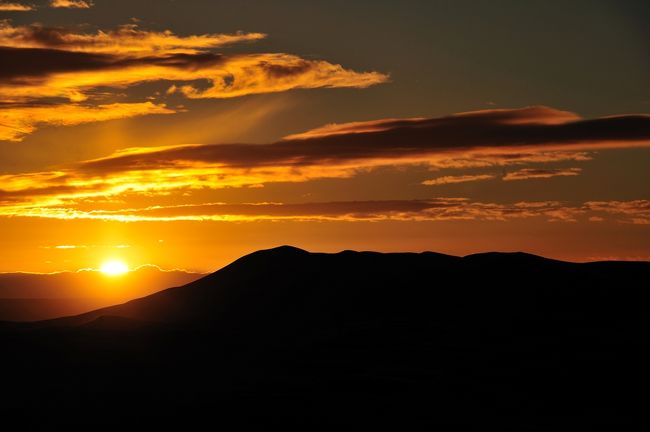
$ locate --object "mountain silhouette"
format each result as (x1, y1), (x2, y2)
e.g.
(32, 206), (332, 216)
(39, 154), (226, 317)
(1, 246), (647, 429)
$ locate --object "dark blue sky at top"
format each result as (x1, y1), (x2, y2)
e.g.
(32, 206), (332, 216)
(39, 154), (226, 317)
(9, 0), (649, 119)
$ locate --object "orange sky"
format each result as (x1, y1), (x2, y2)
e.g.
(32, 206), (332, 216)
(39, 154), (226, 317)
(0, 1), (648, 272)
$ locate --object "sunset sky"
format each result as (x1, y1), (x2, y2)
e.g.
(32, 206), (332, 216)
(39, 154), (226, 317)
(0, 0), (648, 273)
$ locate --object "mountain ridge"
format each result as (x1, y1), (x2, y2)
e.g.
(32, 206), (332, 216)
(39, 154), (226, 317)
(12, 245), (648, 330)
(0, 245), (647, 428)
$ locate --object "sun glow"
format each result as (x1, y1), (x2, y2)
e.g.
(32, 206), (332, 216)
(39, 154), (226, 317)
(100, 259), (129, 276)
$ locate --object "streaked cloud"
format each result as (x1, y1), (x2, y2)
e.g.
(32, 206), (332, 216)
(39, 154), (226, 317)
(0, 102), (174, 141)
(422, 174), (496, 186)
(73, 106), (649, 176)
(583, 200), (650, 225)
(285, 106), (581, 141)
(0, 2), (32, 11)
(49, 0), (92, 8)
(0, 48), (386, 103)
(0, 107), (647, 209)
(502, 167), (582, 181)
(172, 53), (388, 99)
(430, 151), (593, 169)
(3, 198), (648, 225)
(421, 167), (584, 185)
(0, 22), (265, 54)
(95, 199), (584, 223)
(0, 22), (387, 138)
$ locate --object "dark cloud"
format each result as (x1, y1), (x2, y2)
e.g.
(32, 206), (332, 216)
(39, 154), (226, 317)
(79, 107), (650, 174)
(0, 47), (110, 81)
(0, 47), (223, 83)
(259, 59), (314, 78)
(1, 107), (647, 209)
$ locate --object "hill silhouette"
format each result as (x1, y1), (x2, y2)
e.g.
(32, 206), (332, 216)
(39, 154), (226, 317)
(0, 246), (648, 429)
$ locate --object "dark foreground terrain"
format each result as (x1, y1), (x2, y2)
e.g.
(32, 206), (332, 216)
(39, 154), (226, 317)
(1, 246), (647, 430)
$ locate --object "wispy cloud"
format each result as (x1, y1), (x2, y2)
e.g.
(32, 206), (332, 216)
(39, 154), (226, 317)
(430, 151), (593, 169)
(0, 107), (648, 208)
(0, 22), (387, 139)
(85, 106), (647, 166)
(422, 174), (496, 186)
(0, 47), (386, 103)
(0, 2), (33, 11)
(49, 0), (92, 8)
(0, 102), (174, 141)
(583, 200), (650, 225)
(3, 198), (648, 225)
(502, 167), (582, 181)
(0, 22), (265, 54)
(171, 54), (387, 99)
(421, 167), (583, 186)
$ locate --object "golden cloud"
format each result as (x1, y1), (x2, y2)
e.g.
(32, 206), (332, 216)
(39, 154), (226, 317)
(0, 107), (647, 210)
(0, 2), (33, 11)
(72, 107), (648, 178)
(0, 102), (175, 141)
(49, 0), (92, 8)
(421, 167), (584, 186)
(422, 174), (496, 186)
(429, 151), (593, 169)
(0, 22), (387, 138)
(0, 50), (387, 103)
(502, 167), (582, 181)
(2, 198), (649, 226)
(0, 22), (266, 55)
(174, 53), (388, 99)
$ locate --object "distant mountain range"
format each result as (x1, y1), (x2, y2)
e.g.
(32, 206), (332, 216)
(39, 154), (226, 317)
(1, 246), (647, 429)
(0, 266), (203, 321)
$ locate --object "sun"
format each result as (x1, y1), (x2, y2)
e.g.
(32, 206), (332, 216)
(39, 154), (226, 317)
(100, 259), (129, 276)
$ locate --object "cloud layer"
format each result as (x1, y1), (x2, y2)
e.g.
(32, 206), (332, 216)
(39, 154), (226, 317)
(3, 198), (649, 225)
(0, 106), (648, 219)
(0, 101), (173, 141)
(0, 22), (265, 54)
(0, 21), (387, 140)
(0, 2), (33, 11)
(503, 167), (582, 181)
(422, 174), (496, 186)
(75, 106), (650, 176)
(49, 0), (93, 8)
(0, 0), (94, 10)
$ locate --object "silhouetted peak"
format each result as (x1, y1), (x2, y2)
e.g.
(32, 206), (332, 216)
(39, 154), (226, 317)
(261, 245), (309, 255)
(463, 251), (563, 265)
(238, 245), (310, 262)
(199, 245), (311, 280)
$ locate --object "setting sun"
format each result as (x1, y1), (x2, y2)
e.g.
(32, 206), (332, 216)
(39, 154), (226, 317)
(100, 260), (129, 276)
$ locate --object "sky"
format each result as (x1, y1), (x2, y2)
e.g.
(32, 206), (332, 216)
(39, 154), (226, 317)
(0, 0), (648, 273)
